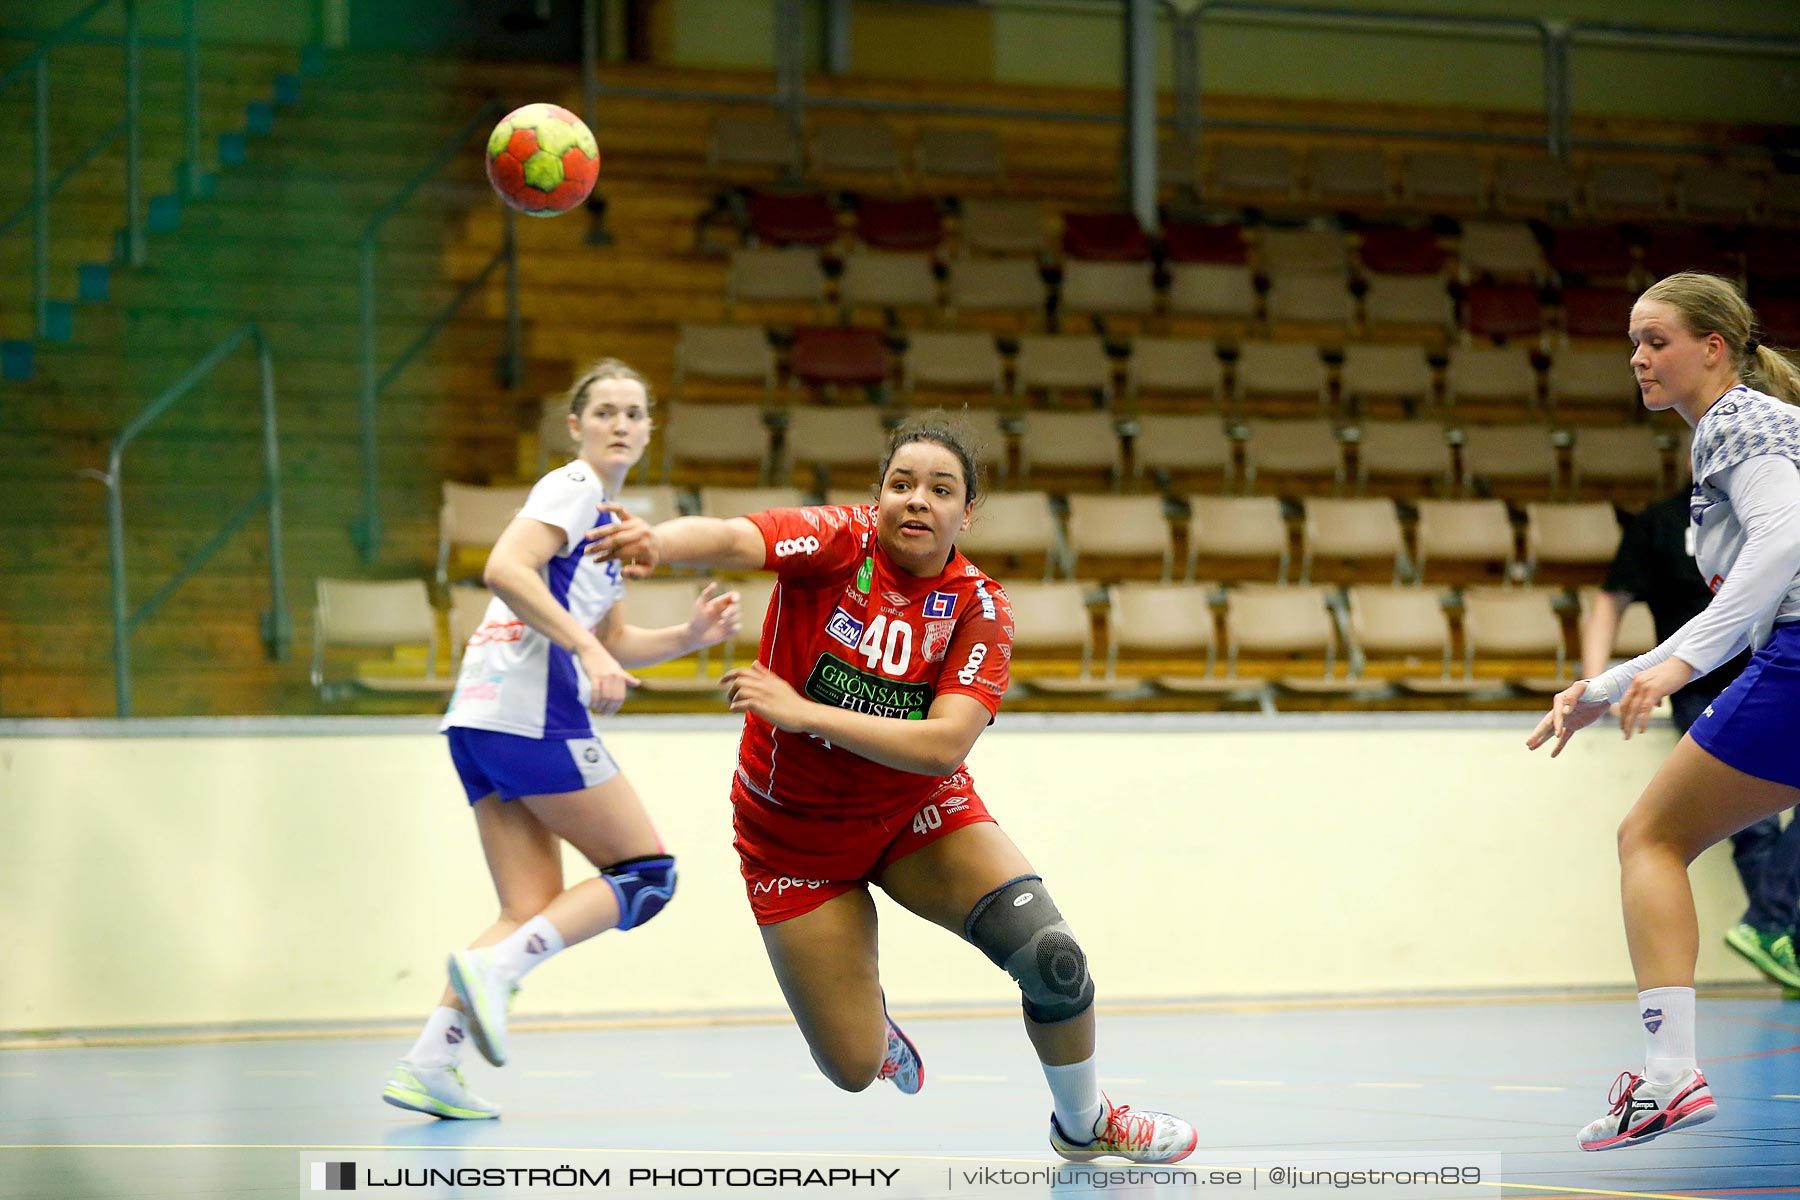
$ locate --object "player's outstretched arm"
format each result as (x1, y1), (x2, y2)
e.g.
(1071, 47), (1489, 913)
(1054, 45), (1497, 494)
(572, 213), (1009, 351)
(585, 508), (765, 572)
(723, 663), (989, 776)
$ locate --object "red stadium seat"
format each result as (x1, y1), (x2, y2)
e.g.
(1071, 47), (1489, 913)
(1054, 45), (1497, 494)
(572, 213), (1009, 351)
(1357, 226), (1447, 275)
(1759, 296), (1800, 345)
(855, 196), (943, 251)
(1061, 211), (1152, 261)
(1544, 225), (1634, 283)
(1160, 219), (1248, 265)
(789, 326), (889, 387)
(747, 191), (840, 246)
(1642, 227), (1735, 281)
(1464, 282), (1543, 341)
(1561, 285), (1633, 340)
(1744, 230), (1800, 281)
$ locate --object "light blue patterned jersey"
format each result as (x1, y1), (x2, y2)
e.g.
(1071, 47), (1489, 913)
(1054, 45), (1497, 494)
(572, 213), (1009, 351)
(1688, 385), (1800, 645)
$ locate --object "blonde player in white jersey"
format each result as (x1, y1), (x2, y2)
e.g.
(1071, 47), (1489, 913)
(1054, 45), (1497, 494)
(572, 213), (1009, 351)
(1526, 273), (1800, 1151)
(382, 359), (741, 1120)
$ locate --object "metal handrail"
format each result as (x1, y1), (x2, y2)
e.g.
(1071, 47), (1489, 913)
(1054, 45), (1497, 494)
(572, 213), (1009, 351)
(354, 97), (519, 563)
(93, 323), (289, 717)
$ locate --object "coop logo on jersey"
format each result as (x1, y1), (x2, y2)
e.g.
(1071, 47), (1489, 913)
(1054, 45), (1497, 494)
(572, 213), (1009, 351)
(805, 654), (933, 720)
(957, 642), (988, 686)
(774, 536), (820, 558)
(924, 591), (957, 619)
(922, 619), (956, 663)
(855, 557), (873, 594)
(825, 606), (865, 649)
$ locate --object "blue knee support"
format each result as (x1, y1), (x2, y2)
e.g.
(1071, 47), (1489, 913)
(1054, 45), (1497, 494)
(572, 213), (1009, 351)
(601, 854), (677, 931)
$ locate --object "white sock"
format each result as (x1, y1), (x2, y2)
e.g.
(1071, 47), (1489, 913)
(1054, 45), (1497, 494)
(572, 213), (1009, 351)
(1042, 1056), (1105, 1140)
(489, 915), (566, 985)
(406, 1005), (466, 1068)
(1639, 986), (1697, 1084)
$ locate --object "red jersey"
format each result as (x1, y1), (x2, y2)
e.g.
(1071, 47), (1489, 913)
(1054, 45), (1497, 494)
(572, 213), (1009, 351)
(738, 505), (1013, 818)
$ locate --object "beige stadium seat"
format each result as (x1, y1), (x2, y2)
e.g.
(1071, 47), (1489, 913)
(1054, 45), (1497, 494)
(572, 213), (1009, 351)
(1495, 157), (1575, 216)
(697, 486), (808, 520)
(945, 256), (1046, 320)
(726, 247), (827, 317)
(1187, 495), (1290, 581)
(1401, 151), (1485, 212)
(1306, 146), (1389, 207)
(1458, 423), (1558, 495)
(1361, 274), (1455, 340)
(1677, 166), (1755, 222)
(1126, 337), (1223, 412)
(1460, 586), (1572, 692)
(957, 491), (1061, 580)
(960, 198), (1045, 256)
(1265, 271), (1354, 335)
(661, 402), (773, 484)
(812, 122), (902, 178)
(620, 579), (725, 692)
(1578, 585), (1658, 659)
(1570, 426), (1664, 494)
(1300, 497), (1407, 583)
(720, 576), (778, 668)
(1585, 161), (1666, 219)
(1414, 498), (1516, 583)
(1340, 346), (1435, 414)
(1013, 335), (1113, 405)
(1526, 501), (1621, 578)
(1345, 585), (1486, 694)
(1446, 345), (1538, 414)
(1224, 583), (1382, 695)
(917, 127), (1003, 179)
(1166, 263), (1257, 322)
(1013, 410), (1123, 486)
(1241, 418), (1344, 492)
(708, 116), (802, 177)
(438, 482), (533, 586)
(1259, 228), (1347, 276)
(1353, 419), (1451, 492)
(1135, 414), (1234, 490)
(1064, 494), (1174, 581)
(1232, 341), (1328, 413)
(446, 585), (493, 668)
(1547, 347), (1637, 419)
(611, 485), (682, 526)
(674, 323), (776, 405)
(1059, 261), (1156, 319)
(1107, 582), (1251, 694)
(838, 251), (937, 313)
(1458, 220), (1546, 282)
(1211, 143), (1299, 199)
(311, 577), (451, 696)
(783, 406), (887, 481)
(901, 330), (1004, 404)
(1000, 580), (1097, 686)
(824, 486), (873, 507)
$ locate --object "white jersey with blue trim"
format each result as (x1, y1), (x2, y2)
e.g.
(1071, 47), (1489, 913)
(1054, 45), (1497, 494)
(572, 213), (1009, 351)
(440, 461), (624, 740)
(1689, 386), (1800, 650)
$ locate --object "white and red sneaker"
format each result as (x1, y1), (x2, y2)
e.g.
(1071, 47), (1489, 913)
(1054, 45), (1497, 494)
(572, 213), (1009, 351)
(875, 1004), (923, 1095)
(1050, 1093), (1198, 1164)
(1577, 1069), (1716, 1151)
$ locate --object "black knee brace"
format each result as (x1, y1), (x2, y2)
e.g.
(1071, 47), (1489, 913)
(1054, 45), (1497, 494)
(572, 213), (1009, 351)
(964, 874), (1094, 1024)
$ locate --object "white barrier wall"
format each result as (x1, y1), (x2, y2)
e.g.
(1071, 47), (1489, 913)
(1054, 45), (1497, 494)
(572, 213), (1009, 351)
(0, 717), (1761, 1032)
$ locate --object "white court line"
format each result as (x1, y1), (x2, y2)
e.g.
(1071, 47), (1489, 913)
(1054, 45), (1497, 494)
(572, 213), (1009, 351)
(523, 1070), (595, 1078)
(1214, 1079), (1286, 1087)
(0, 1071), (36, 1078)
(1492, 1084), (1564, 1092)
(661, 1071), (731, 1079)
(1773, 1093), (1800, 1099)
(1352, 1082), (1424, 1089)
(244, 1070), (316, 1078)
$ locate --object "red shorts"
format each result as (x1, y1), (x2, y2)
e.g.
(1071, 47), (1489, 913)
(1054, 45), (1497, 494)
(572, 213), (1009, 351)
(731, 768), (996, 925)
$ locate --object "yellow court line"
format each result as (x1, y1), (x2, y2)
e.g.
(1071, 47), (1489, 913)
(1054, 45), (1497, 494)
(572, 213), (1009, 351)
(1774, 1093), (1800, 1099)
(1352, 1081), (1425, 1089)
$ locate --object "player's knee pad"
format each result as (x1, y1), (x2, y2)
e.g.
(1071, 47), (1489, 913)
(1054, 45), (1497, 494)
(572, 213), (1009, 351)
(964, 874), (1094, 1024)
(601, 854), (676, 931)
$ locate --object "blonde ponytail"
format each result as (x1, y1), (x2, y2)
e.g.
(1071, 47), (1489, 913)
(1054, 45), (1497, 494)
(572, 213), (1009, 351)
(1747, 342), (1800, 405)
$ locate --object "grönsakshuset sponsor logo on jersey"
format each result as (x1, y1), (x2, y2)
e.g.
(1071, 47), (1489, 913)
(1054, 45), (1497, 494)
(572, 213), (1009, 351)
(803, 654), (932, 719)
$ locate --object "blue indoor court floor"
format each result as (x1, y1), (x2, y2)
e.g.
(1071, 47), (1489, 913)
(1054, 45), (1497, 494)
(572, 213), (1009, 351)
(2, 997), (1796, 1199)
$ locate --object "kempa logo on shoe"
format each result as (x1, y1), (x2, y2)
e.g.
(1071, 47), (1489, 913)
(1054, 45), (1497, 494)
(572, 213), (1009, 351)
(310, 1161), (355, 1190)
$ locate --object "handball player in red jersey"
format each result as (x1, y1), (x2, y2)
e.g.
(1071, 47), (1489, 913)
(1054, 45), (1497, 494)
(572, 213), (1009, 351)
(587, 415), (1196, 1163)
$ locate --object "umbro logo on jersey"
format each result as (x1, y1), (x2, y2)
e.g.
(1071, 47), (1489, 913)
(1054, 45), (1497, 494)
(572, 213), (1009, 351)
(774, 536), (820, 558)
(924, 591), (957, 619)
(826, 606), (864, 649)
(882, 590), (912, 607)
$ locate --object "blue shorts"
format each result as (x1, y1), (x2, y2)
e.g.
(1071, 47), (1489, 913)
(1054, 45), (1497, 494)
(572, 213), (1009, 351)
(445, 726), (621, 804)
(1689, 622), (1800, 791)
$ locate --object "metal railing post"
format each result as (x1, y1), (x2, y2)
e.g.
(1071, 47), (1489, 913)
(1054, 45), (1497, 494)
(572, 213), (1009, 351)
(356, 237), (381, 561)
(582, 0), (599, 133)
(123, 0), (144, 266)
(32, 54), (49, 336)
(182, 0), (202, 196)
(106, 449), (132, 715)
(258, 329), (291, 661)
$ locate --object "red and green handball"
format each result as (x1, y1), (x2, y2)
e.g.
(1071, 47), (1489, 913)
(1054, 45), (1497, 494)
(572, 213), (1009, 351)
(485, 103), (600, 217)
